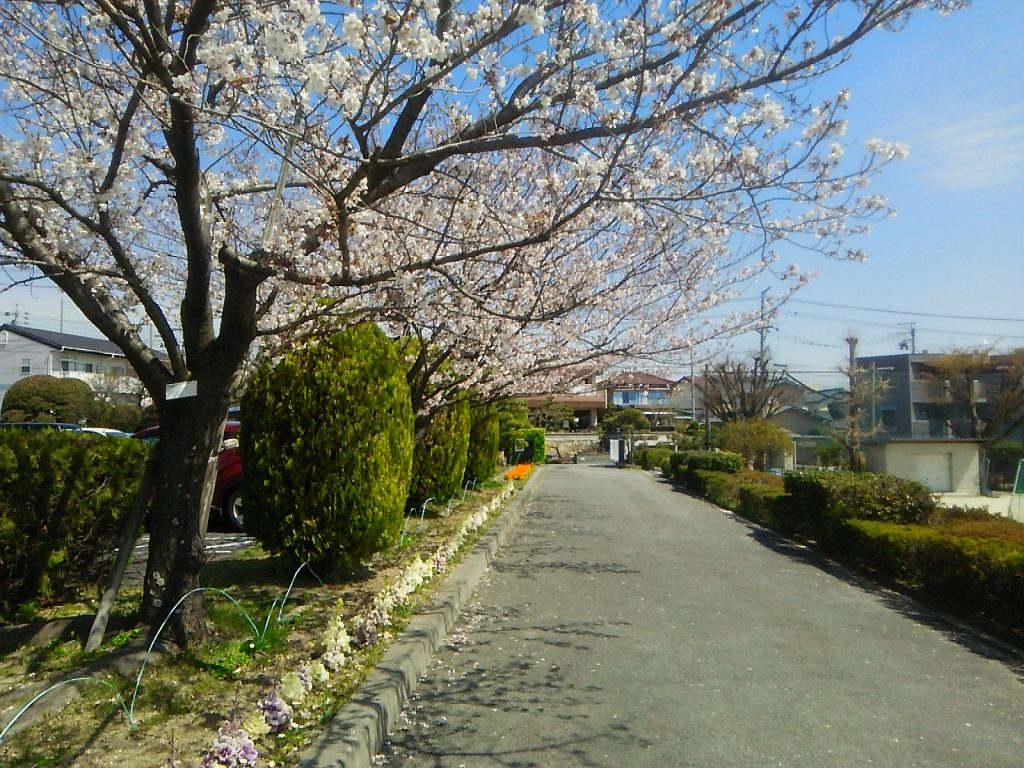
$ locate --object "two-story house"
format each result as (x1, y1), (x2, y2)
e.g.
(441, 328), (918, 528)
(0, 323), (145, 405)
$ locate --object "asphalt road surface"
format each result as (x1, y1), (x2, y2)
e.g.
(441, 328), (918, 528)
(377, 463), (1024, 768)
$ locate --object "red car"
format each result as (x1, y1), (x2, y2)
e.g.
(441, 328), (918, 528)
(133, 421), (244, 532)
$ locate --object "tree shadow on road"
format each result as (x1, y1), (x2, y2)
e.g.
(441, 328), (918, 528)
(375, 601), (648, 767)
(731, 516), (1024, 683)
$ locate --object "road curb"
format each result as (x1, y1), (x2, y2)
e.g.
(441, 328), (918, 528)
(299, 470), (542, 768)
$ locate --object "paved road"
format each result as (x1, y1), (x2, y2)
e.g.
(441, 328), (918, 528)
(377, 464), (1024, 767)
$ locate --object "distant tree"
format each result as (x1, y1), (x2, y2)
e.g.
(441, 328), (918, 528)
(674, 420), (706, 451)
(700, 357), (787, 423)
(923, 349), (1024, 442)
(529, 397), (575, 431)
(601, 407), (651, 437)
(715, 419), (793, 471)
(815, 438), (845, 468)
(601, 407), (651, 465)
(1, 375), (101, 424)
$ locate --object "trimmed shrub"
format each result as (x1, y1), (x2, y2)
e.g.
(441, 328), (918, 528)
(464, 402), (500, 485)
(836, 520), (1024, 628)
(408, 399), (471, 510)
(701, 469), (784, 511)
(241, 325), (414, 572)
(636, 446), (673, 471)
(669, 450), (743, 491)
(776, 470), (936, 540)
(1, 374), (102, 424)
(737, 485), (788, 527)
(0, 430), (150, 622)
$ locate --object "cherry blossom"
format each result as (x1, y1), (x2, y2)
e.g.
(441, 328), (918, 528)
(0, 0), (967, 645)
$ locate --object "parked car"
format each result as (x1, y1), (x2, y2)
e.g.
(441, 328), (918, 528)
(81, 427), (131, 437)
(132, 421), (244, 532)
(0, 421), (83, 431)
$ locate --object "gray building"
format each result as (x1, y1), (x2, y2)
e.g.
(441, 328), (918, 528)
(856, 352), (1024, 442)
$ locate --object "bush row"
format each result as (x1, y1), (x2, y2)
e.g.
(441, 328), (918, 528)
(0, 430), (150, 622)
(668, 450), (744, 494)
(670, 465), (1024, 631)
(831, 520), (1024, 627)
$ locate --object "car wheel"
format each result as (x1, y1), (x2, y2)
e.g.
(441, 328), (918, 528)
(223, 488), (244, 532)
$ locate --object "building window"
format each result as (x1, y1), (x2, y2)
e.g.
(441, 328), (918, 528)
(880, 409), (896, 428)
(612, 390), (640, 406)
(20, 358), (31, 374)
(0, 331), (8, 345)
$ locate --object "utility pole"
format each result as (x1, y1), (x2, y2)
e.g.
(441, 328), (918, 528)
(758, 288), (769, 368)
(899, 322), (917, 353)
(846, 335), (864, 472)
(703, 362), (711, 449)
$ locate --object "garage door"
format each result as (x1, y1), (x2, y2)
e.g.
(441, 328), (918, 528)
(915, 453), (952, 492)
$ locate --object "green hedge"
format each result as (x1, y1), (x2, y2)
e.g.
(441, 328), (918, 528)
(241, 325), (414, 572)
(0, 430), (150, 623)
(669, 450), (743, 491)
(834, 520), (1024, 628)
(700, 469), (784, 511)
(775, 470), (936, 539)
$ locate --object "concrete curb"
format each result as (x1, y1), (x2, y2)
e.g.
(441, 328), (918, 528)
(299, 470), (541, 768)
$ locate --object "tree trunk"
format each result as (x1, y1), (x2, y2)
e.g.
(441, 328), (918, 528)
(139, 388), (232, 647)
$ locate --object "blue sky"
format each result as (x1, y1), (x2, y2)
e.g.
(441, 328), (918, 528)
(2, 2), (1022, 390)
(727, 0), (1024, 386)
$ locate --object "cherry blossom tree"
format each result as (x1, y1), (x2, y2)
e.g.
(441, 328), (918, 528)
(0, 0), (966, 645)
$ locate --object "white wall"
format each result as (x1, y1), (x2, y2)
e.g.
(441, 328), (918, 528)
(0, 333), (55, 402)
(864, 441), (980, 494)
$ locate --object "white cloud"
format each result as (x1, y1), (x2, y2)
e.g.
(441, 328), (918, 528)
(910, 103), (1024, 190)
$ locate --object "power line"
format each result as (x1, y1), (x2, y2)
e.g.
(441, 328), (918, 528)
(790, 299), (1024, 324)
(782, 311), (1024, 339)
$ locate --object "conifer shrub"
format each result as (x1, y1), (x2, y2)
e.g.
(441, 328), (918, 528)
(0, 430), (150, 622)
(240, 325), (414, 572)
(408, 399), (471, 510)
(464, 401), (500, 485)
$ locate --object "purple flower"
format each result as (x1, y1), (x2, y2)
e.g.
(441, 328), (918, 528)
(201, 723), (258, 767)
(258, 688), (293, 732)
(353, 615), (378, 648)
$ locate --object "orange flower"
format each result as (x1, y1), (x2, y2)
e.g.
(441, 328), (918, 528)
(505, 463), (534, 481)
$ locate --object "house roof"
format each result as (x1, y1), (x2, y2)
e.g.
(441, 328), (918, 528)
(771, 404), (833, 423)
(598, 371), (675, 388)
(2, 323), (126, 357)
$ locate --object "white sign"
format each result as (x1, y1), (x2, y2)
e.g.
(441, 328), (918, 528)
(165, 380), (198, 400)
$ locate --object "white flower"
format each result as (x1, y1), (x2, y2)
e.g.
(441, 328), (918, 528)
(342, 14), (365, 47)
(518, 4), (546, 34)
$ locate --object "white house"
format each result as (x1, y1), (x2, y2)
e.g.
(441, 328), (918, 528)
(0, 323), (145, 405)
